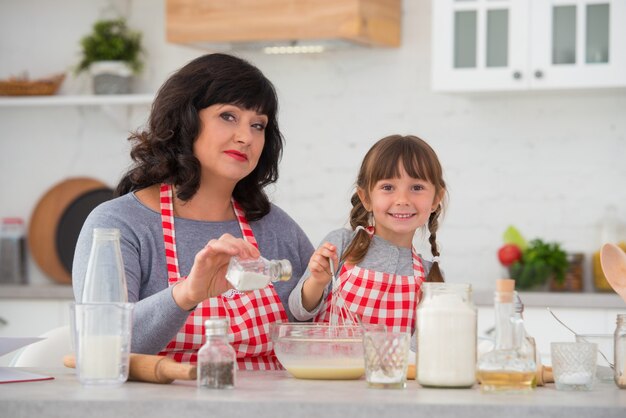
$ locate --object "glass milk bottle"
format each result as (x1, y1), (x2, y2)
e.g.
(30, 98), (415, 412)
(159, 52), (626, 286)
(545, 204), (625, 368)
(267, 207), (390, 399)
(615, 314), (626, 389)
(416, 283), (477, 388)
(76, 228), (132, 386)
(198, 318), (236, 389)
(225, 256), (291, 292)
(476, 279), (536, 392)
(82, 228), (128, 303)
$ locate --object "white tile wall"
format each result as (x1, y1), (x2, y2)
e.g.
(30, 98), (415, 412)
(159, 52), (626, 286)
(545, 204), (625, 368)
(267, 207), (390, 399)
(1, 0), (626, 291)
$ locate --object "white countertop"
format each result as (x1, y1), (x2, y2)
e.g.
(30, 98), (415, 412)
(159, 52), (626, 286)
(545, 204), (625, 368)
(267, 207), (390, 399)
(1, 284), (624, 309)
(1, 368), (625, 418)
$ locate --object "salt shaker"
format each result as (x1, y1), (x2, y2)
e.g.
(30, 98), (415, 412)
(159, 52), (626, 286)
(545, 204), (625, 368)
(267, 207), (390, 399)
(198, 318), (235, 389)
(82, 228), (128, 303)
(0, 217), (27, 284)
(615, 314), (626, 389)
(225, 256), (291, 292)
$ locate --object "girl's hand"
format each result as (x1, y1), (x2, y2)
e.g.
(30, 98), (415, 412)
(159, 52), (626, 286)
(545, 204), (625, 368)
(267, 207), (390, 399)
(307, 242), (338, 287)
(172, 233), (260, 310)
(301, 242), (337, 312)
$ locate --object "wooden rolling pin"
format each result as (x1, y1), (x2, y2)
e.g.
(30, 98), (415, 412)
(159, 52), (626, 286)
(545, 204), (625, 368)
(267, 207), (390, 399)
(63, 353), (196, 384)
(405, 364), (553, 385)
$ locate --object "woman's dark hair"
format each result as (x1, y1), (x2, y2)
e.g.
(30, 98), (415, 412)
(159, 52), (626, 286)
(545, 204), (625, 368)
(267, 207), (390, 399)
(115, 53), (283, 220)
(341, 135), (447, 282)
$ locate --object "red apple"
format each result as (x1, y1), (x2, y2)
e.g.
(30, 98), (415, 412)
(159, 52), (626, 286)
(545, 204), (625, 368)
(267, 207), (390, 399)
(498, 244), (522, 266)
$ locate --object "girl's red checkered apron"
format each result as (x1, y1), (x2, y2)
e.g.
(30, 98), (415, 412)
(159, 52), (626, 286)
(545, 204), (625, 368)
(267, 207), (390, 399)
(157, 184), (288, 370)
(315, 240), (425, 334)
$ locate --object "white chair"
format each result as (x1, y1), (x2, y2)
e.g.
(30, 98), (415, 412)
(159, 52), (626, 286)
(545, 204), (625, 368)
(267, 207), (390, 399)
(10, 325), (72, 367)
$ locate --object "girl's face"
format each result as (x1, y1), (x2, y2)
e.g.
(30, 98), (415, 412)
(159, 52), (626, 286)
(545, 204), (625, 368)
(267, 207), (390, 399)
(358, 163), (442, 248)
(194, 103), (268, 186)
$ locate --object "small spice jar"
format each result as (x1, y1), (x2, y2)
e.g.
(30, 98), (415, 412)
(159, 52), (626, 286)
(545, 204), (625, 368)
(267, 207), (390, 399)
(197, 318), (235, 389)
(615, 314), (626, 389)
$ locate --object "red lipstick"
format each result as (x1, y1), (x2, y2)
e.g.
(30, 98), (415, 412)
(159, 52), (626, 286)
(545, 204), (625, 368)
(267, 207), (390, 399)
(224, 150), (248, 162)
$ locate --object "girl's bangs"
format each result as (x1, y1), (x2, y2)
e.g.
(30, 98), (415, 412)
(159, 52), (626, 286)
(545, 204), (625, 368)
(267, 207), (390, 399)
(368, 140), (438, 185)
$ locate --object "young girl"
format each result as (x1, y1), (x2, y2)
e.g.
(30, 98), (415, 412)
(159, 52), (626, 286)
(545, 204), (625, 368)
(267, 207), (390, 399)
(289, 134), (446, 332)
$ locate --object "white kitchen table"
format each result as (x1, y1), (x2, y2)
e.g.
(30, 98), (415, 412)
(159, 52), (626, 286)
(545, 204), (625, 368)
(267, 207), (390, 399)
(1, 368), (625, 418)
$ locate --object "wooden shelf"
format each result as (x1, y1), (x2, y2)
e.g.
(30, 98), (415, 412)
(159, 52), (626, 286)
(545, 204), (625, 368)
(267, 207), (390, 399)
(0, 94), (153, 107)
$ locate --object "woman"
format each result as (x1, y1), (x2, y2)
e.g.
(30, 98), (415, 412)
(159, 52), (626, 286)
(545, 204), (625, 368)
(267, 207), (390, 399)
(72, 53), (314, 370)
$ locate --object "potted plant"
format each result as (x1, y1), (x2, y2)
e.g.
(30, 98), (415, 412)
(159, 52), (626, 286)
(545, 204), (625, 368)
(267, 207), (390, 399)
(497, 226), (569, 291)
(76, 18), (144, 94)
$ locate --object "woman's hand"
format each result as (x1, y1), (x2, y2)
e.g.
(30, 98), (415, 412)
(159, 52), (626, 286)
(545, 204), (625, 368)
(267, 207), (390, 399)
(301, 242), (337, 312)
(172, 233), (260, 310)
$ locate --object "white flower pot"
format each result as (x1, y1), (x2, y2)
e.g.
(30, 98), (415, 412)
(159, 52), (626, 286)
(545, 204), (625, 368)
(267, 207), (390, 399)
(89, 61), (133, 94)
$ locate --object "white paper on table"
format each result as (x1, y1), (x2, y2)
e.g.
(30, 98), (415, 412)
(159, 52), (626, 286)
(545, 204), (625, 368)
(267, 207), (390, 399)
(0, 337), (45, 357)
(0, 367), (54, 384)
(0, 337), (54, 383)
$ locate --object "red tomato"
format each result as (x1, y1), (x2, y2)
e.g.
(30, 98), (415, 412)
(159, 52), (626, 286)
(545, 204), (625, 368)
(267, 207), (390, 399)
(498, 244), (522, 266)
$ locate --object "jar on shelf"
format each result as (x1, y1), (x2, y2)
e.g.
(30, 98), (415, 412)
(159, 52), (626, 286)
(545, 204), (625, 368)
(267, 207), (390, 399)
(550, 253), (584, 292)
(0, 217), (27, 284)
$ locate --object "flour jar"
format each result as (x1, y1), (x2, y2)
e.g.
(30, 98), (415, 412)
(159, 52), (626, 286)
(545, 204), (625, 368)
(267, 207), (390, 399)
(416, 283), (477, 388)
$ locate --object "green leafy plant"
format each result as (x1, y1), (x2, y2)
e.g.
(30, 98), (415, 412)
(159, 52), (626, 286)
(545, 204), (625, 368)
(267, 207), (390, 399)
(77, 19), (143, 74)
(498, 226), (569, 290)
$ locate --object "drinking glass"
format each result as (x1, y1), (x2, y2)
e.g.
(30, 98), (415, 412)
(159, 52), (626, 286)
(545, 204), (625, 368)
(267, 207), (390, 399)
(74, 302), (133, 386)
(363, 330), (410, 389)
(551, 342), (597, 391)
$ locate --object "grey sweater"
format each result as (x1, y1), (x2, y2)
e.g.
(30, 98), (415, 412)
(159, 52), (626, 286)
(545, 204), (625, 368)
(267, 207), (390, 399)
(288, 228), (432, 320)
(72, 192), (314, 355)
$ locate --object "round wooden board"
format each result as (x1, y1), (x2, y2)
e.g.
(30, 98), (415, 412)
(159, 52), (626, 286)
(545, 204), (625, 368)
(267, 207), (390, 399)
(28, 177), (113, 284)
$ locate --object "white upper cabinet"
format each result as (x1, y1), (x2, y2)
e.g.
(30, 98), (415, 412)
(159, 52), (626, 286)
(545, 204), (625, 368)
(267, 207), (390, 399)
(432, 0), (626, 92)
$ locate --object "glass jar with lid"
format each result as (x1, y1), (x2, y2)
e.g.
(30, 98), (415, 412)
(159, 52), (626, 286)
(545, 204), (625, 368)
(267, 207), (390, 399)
(198, 318), (235, 389)
(416, 282), (477, 388)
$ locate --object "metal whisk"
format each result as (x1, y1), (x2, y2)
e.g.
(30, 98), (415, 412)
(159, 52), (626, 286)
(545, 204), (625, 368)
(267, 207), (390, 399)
(328, 258), (357, 327)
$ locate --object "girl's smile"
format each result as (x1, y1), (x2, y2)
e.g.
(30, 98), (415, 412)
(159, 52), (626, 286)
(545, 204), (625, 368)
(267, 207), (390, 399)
(359, 163), (441, 248)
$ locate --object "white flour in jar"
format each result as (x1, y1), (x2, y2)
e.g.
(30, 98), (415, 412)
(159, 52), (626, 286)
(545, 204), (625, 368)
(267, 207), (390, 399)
(417, 292), (476, 387)
(226, 271), (271, 291)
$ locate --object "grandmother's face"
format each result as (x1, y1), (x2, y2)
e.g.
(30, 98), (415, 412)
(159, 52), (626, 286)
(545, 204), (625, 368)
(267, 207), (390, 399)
(193, 103), (268, 185)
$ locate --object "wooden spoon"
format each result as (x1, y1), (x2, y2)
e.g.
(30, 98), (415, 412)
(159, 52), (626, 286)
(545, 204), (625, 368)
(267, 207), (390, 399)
(600, 243), (626, 304)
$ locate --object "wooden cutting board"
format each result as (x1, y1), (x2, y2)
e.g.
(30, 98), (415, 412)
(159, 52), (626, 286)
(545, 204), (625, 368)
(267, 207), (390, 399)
(28, 177), (113, 284)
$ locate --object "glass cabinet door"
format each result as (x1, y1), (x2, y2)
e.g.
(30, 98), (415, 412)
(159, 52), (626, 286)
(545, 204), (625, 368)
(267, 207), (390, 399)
(432, 0), (528, 91)
(530, 0), (626, 88)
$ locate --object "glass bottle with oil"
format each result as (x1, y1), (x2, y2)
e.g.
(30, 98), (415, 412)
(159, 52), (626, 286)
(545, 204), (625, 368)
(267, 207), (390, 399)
(476, 279), (536, 392)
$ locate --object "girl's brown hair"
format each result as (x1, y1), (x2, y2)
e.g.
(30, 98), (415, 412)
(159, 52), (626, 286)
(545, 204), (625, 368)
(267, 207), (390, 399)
(342, 135), (447, 282)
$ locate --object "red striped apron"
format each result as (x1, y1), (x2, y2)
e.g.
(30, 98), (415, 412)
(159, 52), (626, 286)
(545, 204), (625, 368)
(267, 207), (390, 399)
(157, 184), (288, 370)
(315, 244), (425, 333)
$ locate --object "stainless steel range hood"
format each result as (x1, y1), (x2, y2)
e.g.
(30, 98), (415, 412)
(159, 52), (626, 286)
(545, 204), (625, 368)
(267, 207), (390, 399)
(166, 0), (401, 52)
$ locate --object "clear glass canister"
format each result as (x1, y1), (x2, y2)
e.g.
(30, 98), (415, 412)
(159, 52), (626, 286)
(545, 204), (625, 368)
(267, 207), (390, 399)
(615, 314), (626, 389)
(0, 217), (27, 284)
(416, 283), (477, 388)
(225, 256), (292, 292)
(198, 318), (236, 389)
